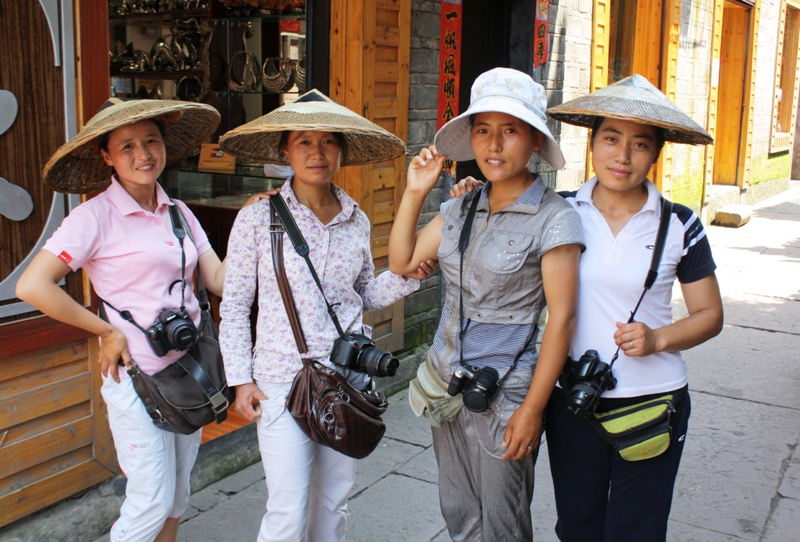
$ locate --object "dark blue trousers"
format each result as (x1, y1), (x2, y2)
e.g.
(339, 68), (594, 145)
(545, 386), (690, 542)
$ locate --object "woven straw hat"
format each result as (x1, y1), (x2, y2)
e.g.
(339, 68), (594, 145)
(433, 68), (565, 169)
(218, 89), (407, 166)
(547, 74), (713, 145)
(43, 98), (220, 194)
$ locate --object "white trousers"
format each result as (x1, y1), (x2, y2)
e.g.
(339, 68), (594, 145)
(102, 376), (201, 542)
(255, 381), (356, 542)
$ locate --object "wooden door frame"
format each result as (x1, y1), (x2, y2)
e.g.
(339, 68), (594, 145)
(589, 0), (681, 196)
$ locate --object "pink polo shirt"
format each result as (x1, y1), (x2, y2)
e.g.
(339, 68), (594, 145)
(43, 176), (212, 377)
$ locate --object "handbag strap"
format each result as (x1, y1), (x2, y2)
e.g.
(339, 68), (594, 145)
(607, 197), (674, 370)
(269, 194), (349, 340)
(269, 200), (309, 354)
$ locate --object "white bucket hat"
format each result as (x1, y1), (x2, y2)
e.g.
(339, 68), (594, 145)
(433, 67), (565, 170)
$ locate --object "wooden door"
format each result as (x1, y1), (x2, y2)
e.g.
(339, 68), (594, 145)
(714, 2), (751, 185)
(590, 0), (680, 196)
(329, 0), (411, 353)
(0, 0), (115, 527)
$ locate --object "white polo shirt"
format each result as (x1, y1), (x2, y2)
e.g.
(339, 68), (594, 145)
(563, 178), (716, 398)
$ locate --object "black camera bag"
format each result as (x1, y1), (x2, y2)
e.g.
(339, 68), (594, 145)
(100, 204), (233, 435)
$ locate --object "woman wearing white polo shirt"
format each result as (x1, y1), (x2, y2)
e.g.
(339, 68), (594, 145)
(16, 99), (265, 542)
(542, 75), (724, 541)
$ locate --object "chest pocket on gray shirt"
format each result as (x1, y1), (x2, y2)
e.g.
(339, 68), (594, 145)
(485, 230), (534, 274)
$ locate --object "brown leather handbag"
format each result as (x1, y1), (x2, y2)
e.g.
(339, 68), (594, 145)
(270, 195), (388, 459)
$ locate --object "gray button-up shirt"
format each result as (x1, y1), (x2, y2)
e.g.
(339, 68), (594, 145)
(430, 177), (584, 380)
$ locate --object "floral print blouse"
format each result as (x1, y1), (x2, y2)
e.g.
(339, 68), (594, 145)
(220, 180), (419, 385)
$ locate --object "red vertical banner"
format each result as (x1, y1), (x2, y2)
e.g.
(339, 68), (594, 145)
(437, 1), (462, 176)
(534, 0), (550, 69)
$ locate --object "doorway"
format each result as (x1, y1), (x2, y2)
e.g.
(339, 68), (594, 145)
(713, 1), (751, 186)
(456, 0), (512, 182)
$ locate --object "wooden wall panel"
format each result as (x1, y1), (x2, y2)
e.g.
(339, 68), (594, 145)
(330, 0), (411, 352)
(0, 341), (114, 527)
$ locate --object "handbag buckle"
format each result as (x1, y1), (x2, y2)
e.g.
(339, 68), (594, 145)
(269, 223), (285, 233)
(209, 391), (229, 414)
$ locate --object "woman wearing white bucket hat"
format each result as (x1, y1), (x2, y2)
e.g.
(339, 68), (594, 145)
(389, 67), (584, 540)
(540, 75), (724, 541)
(15, 98), (240, 542)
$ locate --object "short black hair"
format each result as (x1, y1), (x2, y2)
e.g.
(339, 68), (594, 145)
(590, 116), (665, 162)
(98, 118), (167, 152)
(277, 131), (348, 159)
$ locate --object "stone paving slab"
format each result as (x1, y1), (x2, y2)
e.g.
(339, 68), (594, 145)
(351, 437), (426, 497)
(346, 474), (445, 542)
(670, 392), (800, 540)
(177, 483), (265, 542)
(383, 389), (434, 447)
(777, 449), (800, 501)
(683, 325), (800, 410)
(396, 446), (439, 485)
(762, 495), (800, 542)
(666, 520), (750, 541)
(716, 292), (800, 335)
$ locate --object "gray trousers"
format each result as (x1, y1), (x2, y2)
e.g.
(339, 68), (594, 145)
(431, 367), (537, 542)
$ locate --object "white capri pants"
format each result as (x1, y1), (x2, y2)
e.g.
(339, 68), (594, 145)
(255, 381), (356, 542)
(102, 375), (201, 542)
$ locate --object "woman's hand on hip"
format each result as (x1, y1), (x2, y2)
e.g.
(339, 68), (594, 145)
(98, 327), (131, 383)
(614, 321), (658, 357)
(406, 146), (447, 196)
(234, 382), (268, 423)
(502, 403), (543, 461)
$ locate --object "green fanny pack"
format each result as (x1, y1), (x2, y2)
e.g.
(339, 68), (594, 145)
(590, 395), (676, 462)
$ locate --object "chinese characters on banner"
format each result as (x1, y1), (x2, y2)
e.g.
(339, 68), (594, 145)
(437, 1), (462, 176)
(534, 0), (550, 69)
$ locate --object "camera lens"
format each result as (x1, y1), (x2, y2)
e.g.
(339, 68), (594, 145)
(165, 318), (198, 351)
(462, 367), (499, 413)
(565, 380), (601, 418)
(358, 347), (399, 378)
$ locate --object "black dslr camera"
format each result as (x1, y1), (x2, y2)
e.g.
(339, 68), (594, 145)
(331, 334), (399, 378)
(447, 364), (500, 413)
(559, 349), (617, 418)
(146, 307), (199, 357)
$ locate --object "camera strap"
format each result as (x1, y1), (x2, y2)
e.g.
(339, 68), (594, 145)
(606, 196), (674, 371)
(456, 189), (534, 385)
(269, 194), (349, 343)
(97, 202), (210, 339)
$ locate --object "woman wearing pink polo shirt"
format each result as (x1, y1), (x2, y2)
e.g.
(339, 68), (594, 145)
(16, 99), (259, 542)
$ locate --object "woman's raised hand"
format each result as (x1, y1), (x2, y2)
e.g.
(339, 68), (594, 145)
(449, 176), (485, 199)
(406, 146), (447, 196)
